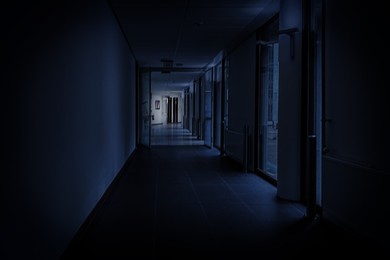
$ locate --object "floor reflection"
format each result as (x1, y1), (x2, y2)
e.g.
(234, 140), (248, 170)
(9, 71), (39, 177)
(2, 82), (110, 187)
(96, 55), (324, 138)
(151, 123), (204, 146)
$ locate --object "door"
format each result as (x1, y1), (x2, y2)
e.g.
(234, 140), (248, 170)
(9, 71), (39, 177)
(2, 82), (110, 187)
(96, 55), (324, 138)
(204, 69), (213, 148)
(312, 0), (323, 207)
(213, 63), (222, 149)
(257, 16), (279, 181)
(167, 97), (179, 123)
(139, 69), (151, 148)
(306, 0), (323, 217)
(262, 42), (279, 180)
(162, 97), (168, 124)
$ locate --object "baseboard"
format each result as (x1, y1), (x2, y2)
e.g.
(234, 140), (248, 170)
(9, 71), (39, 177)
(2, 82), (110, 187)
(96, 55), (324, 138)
(256, 169), (277, 186)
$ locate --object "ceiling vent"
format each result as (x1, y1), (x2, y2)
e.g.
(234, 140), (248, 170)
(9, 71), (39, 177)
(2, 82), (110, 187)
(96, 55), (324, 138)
(161, 59), (173, 68)
(161, 58), (173, 74)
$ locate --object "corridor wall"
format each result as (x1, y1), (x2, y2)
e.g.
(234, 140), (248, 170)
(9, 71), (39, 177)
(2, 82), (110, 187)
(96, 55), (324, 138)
(323, 0), (390, 246)
(1, 0), (137, 258)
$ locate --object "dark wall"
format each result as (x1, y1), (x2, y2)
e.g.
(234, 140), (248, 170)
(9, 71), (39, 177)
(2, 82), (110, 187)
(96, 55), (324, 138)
(225, 35), (256, 165)
(323, 1), (390, 246)
(1, 0), (136, 258)
(277, 0), (303, 200)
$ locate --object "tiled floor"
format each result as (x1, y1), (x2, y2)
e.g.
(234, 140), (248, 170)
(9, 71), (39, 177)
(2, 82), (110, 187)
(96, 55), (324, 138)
(62, 145), (386, 259)
(151, 123), (204, 146)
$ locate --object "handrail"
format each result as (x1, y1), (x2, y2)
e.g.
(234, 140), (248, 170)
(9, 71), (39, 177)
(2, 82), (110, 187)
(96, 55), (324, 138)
(224, 124), (249, 172)
(225, 127), (244, 136)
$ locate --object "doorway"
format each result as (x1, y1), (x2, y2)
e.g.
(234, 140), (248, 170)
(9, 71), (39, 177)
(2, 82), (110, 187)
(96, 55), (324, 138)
(168, 97), (179, 123)
(257, 16), (279, 182)
(138, 69), (151, 148)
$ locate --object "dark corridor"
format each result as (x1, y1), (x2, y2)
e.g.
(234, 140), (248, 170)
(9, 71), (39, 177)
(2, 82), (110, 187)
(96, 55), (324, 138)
(2, 1), (390, 259)
(62, 146), (383, 258)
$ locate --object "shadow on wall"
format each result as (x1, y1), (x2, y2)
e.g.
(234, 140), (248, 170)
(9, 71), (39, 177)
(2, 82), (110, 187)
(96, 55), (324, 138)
(1, 0), (136, 258)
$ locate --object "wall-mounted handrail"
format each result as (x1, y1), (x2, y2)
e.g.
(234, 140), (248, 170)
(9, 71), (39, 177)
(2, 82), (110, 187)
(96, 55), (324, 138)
(224, 124), (249, 172)
(225, 127), (244, 136)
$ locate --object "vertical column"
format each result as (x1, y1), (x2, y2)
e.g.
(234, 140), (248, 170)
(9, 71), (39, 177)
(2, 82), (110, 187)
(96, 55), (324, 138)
(277, 0), (304, 201)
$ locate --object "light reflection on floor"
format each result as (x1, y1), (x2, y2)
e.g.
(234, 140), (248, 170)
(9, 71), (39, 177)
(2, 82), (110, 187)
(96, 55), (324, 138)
(151, 123), (205, 146)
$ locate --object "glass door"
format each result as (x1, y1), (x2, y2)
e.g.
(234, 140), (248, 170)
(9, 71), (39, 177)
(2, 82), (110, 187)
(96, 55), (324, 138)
(258, 16), (279, 181)
(306, 0), (323, 218)
(312, 0), (323, 206)
(261, 42), (279, 179)
(139, 69), (151, 148)
(204, 69), (213, 148)
(213, 63), (222, 149)
(221, 58), (229, 154)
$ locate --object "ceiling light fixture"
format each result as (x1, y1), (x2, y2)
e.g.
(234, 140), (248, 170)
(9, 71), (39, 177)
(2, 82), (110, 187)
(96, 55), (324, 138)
(160, 58), (173, 74)
(160, 58), (173, 68)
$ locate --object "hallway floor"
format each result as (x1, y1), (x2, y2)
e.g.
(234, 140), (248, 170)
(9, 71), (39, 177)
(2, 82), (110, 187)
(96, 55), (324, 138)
(151, 123), (204, 146)
(62, 146), (386, 259)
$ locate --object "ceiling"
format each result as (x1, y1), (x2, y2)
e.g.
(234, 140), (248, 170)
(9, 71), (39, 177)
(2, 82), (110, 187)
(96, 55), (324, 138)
(109, 0), (278, 92)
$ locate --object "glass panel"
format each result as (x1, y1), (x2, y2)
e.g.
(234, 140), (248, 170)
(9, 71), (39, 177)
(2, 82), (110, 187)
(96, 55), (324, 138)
(139, 70), (151, 147)
(224, 58), (229, 128)
(214, 63), (222, 148)
(204, 69), (213, 148)
(193, 80), (200, 137)
(262, 43), (279, 179)
(313, 0), (323, 206)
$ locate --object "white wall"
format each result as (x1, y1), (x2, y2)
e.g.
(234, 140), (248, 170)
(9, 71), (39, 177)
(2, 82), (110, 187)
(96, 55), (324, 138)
(151, 95), (163, 125)
(0, 0), (137, 258)
(152, 91), (184, 124)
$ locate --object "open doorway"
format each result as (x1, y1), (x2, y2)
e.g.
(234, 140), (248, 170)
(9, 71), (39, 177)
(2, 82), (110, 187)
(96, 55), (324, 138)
(167, 96), (179, 123)
(149, 71), (204, 146)
(256, 16), (279, 182)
